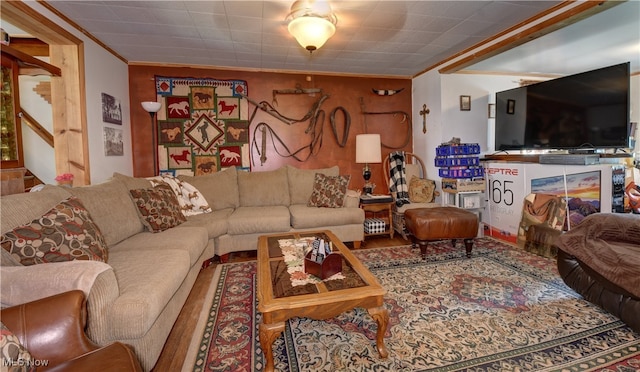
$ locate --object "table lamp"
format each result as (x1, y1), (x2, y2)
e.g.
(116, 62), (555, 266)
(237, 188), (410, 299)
(355, 134), (382, 194)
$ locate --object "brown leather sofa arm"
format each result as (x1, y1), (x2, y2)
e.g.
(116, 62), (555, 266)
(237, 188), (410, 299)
(0, 290), (99, 368)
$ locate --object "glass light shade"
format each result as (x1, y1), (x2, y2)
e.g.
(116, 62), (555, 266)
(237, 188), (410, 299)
(355, 134), (382, 164)
(288, 16), (335, 51)
(141, 101), (161, 113)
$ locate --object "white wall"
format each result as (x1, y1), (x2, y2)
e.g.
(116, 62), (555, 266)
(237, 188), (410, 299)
(412, 72), (529, 196)
(23, 2), (132, 185)
(19, 75), (56, 184)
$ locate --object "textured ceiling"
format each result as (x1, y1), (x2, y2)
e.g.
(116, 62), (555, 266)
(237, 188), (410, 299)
(38, 0), (565, 77)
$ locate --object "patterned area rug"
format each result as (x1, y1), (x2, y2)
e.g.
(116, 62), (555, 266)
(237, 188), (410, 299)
(182, 238), (640, 371)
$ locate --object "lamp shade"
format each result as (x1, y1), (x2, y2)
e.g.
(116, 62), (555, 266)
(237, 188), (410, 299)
(141, 101), (161, 113)
(356, 134), (382, 164)
(288, 15), (335, 51)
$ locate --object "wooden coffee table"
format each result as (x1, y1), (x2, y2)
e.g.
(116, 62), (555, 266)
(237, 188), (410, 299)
(257, 230), (389, 372)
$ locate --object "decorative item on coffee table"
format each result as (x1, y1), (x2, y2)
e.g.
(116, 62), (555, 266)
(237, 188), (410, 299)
(304, 237), (342, 279)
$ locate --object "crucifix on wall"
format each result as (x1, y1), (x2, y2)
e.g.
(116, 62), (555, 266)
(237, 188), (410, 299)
(419, 104), (430, 134)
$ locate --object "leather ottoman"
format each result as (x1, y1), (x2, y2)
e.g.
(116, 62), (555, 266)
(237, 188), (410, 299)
(404, 207), (479, 259)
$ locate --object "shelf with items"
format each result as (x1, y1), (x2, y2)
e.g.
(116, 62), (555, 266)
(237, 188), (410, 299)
(441, 190), (485, 210)
(435, 143), (484, 179)
(359, 198), (394, 239)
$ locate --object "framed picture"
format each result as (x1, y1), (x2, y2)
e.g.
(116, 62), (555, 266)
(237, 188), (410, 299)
(460, 95), (471, 111)
(103, 127), (123, 156)
(488, 104), (496, 118)
(101, 93), (122, 125)
(507, 99), (516, 114)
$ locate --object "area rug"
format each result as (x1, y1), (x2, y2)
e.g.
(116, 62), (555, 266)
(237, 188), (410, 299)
(182, 238), (640, 371)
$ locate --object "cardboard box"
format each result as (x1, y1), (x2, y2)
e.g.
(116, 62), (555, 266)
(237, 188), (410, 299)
(441, 178), (485, 193)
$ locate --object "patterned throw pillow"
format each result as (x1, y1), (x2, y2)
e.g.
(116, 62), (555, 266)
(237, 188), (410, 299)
(0, 197), (109, 266)
(308, 173), (351, 208)
(147, 175), (212, 216)
(0, 322), (35, 372)
(130, 184), (186, 232)
(409, 176), (436, 203)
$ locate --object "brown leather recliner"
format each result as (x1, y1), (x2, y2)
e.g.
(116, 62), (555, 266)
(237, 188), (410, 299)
(0, 290), (143, 372)
(555, 213), (640, 333)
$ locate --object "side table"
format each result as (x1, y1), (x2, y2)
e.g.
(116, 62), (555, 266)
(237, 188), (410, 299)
(359, 197), (394, 239)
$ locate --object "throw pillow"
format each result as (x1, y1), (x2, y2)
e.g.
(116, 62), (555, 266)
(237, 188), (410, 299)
(148, 175), (212, 216)
(308, 173), (351, 208)
(409, 176), (435, 203)
(130, 183), (186, 232)
(0, 197), (109, 266)
(0, 322), (35, 372)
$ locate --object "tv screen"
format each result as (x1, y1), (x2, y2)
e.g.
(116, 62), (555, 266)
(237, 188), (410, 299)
(495, 62), (630, 151)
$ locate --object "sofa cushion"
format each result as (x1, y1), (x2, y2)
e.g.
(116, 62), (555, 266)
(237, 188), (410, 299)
(130, 184), (186, 232)
(237, 168), (290, 207)
(1, 197), (109, 266)
(0, 321), (34, 370)
(287, 165), (339, 205)
(227, 206), (291, 235)
(1, 186), (72, 236)
(148, 175), (212, 216)
(177, 167), (239, 211)
(409, 176), (436, 203)
(111, 172), (152, 190)
(67, 179), (144, 247)
(180, 209), (233, 239)
(109, 226), (208, 267)
(106, 249), (190, 339)
(307, 173), (350, 208)
(289, 204), (365, 229)
(1, 186), (73, 267)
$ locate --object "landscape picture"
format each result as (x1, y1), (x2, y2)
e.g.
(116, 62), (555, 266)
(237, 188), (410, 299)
(531, 170), (601, 227)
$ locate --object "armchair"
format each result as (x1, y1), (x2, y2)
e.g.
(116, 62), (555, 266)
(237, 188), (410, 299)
(383, 152), (440, 239)
(0, 290), (142, 372)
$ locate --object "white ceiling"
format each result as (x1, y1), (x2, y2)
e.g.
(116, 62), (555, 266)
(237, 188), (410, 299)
(3, 1), (639, 77)
(467, 0), (640, 76)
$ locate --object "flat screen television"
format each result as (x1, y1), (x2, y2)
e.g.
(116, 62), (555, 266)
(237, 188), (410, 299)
(494, 62), (630, 152)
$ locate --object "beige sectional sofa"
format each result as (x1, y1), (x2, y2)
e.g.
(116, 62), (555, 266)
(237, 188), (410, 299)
(0, 165), (364, 371)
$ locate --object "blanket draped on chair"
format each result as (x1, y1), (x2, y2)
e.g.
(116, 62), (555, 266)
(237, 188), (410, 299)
(389, 151), (410, 207)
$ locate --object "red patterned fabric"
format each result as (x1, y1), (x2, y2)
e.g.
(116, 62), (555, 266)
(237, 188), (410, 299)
(0, 197), (108, 266)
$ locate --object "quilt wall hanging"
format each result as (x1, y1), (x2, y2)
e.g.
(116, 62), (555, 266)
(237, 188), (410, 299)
(153, 76), (250, 175)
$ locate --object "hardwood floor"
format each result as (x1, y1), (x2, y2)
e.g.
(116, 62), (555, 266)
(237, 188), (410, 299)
(151, 235), (411, 371)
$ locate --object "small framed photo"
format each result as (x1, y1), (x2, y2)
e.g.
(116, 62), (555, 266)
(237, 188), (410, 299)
(488, 104), (496, 118)
(507, 99), (516, 114)
(460, 95), (471, 111)
(103, 127), (123, 156)
(101, 93), (122, 125)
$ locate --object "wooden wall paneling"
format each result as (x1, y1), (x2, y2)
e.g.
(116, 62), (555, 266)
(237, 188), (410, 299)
(128, 65), (412, 193)
(50, 44), (89, 185)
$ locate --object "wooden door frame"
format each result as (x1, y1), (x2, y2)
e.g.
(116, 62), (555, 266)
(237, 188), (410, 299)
(1, 1), (90, 185)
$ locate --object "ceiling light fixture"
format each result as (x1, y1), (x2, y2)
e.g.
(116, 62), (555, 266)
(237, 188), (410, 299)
(287, 0), (337, 53)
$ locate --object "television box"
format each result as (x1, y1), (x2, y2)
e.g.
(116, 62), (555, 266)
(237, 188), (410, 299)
(441, 178), (485, 193)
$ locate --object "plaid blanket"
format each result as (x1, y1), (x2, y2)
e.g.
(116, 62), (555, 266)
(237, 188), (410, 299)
(389, 151), (410, 207)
